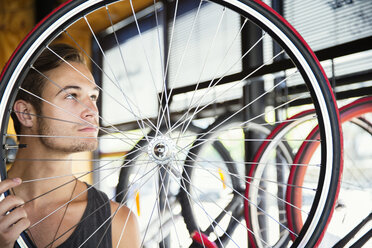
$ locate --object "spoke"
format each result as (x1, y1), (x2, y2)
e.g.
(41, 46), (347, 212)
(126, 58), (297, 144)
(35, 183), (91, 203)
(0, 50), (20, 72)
(203, 195), (241, 237)
(158, 0), (203, 135)
(170, 154), (209, 248)
(44, 46), (156, 144)
(10, 111), (93, 128)
(138, 190), (160, 248)
(104, 6), (159, 141)
(92, 160), (157, 247)
(166, 162), (228, 247)
(176, 18), (250, 147)
(82, 16), (152, 141)
(167, 49), (287, 136)
(10, 133), (146, 141)
(18, 86), (142, 150)
(178, 6), (227, 139)
(12, 156), (319, 170)
(44, 163), (159, 248)
(46, 46), (151, 145)
(169, 114), (317, 141)
(181, 159), (320, 168)
(184, 137), (320, 142)
(177, 89), (307, 155)
(181, 162), (317, 192)
(168, 163), (250, 247)
(9, 111), (147, 139)
(343, 151), (371, 189)
(181, 147), (313, 214)
(115, 161), (160, 248)
(179, 148), (299, 237)
(154, 167), (166, 246)
(127, 0), (167, 136)
(8, 133), (135, 140)
(158, 163), (182, 246)
(169, 31), (269, 135)
(17, 153), (154, 186)
(63, 29), (159, 136)
(155, 0), (179, 133)
(138, 169), (177, 247)
(26, 150), (145, 229)
(20, 160), (151, 184)
(48, 178), (77, 248)
(12, 158), (145, 162)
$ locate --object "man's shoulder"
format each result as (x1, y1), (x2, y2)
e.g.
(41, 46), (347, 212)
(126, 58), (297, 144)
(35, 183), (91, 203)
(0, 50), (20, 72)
(109, 201), (134, 221)
(110, 202), (141, 247)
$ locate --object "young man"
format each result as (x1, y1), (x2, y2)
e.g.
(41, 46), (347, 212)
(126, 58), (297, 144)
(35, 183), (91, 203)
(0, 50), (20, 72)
(0, 44), (140, 248)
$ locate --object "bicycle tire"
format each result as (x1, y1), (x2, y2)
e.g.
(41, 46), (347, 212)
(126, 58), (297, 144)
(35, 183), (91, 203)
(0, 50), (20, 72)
(287, 96), (372, 244)
(0, 0), (342, 247)
(248, 97), (372, 247)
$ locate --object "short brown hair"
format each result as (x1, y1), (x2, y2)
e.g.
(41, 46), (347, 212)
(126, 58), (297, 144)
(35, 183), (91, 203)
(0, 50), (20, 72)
(11, 43), (85, 134)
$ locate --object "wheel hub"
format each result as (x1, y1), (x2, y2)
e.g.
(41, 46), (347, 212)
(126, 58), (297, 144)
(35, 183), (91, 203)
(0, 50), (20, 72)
(148, 136), (174, 165)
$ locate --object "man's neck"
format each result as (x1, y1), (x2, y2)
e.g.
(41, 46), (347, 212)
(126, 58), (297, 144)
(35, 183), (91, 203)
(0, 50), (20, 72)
(7, 137), (76, 203)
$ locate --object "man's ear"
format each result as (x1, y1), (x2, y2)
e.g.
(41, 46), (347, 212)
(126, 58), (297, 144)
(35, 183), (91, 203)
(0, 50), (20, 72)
(13, 100), (35, 128)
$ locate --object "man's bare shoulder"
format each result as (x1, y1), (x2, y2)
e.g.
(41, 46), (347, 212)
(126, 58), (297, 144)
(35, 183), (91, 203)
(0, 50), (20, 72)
(110, 201), (140, 248)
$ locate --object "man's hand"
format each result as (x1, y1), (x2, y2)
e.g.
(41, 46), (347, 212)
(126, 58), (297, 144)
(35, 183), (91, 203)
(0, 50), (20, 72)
(0, 178), (30, 248)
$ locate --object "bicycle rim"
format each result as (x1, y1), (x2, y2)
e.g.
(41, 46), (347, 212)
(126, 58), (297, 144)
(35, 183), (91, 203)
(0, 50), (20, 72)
(287, 96), (372, 246)
(0, 0), (342, 247)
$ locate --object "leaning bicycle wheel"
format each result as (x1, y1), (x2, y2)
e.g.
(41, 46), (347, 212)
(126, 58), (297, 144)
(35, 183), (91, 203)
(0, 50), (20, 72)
(0, 0), (342, 247)
(286, 96), (372, 247)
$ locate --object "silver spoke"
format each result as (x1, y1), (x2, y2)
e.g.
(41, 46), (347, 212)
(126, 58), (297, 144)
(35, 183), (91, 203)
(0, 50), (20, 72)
(167, 161), (256, 247)
(18, 86), (142, 150)
(83, 160), (157, 248)
(165, 163), (229, 247)
(63, 29), (159, 135)
(167, 49), (287, 135)
(27, 150), (144, 229)
(158, 1), (203, 135)
(45, 163), (159, 248)
(169, 113), (317, 141)
(103, 6), (158, 140)
(181, 149), (312, 215)
(45, 45), (156, 143)
(127, 0), (167, 136)
(177, 6), (227, 139)
(82, 15), (151, 138)
(169, 31), (269, 135)
(178, 148), (299, 238)
(177, 90), (308, 155)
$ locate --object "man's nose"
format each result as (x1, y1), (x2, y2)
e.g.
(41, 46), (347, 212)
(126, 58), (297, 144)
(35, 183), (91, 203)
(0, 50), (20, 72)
(81, 99), (98, 120)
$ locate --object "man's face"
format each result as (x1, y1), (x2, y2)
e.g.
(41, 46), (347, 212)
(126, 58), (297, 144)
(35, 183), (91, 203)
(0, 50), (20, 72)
(36, 61), (99, 153)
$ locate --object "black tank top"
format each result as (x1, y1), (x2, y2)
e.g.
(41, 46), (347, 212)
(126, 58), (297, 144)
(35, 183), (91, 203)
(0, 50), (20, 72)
(57, 185), (112, 248)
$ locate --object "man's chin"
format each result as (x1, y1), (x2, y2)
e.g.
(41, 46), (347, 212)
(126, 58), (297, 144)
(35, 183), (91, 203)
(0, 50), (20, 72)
(77, 142), (98, 152)
(68, 140), (98, 153)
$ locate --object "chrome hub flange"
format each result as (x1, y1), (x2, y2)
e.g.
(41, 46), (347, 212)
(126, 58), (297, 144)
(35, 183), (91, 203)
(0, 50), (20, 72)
(147, 136), (174, 165)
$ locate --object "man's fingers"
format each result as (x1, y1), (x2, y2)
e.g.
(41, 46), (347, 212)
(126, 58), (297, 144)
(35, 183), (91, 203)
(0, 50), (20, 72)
(4, 218), (30, 243)
(0, 178), (22, 195)
(0, 196), (25, 216)
(0, 207), (28, 230)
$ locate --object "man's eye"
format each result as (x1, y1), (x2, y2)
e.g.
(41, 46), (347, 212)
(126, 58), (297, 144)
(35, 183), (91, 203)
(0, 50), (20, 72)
(66, 93), (77, 99)
(90, 95), (98, 101)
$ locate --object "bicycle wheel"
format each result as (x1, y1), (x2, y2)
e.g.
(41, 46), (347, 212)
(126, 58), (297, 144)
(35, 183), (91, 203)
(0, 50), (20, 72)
(0, 0), (342, 247)
(248, 97), (372, 247)
(286, 96), (372, 247)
